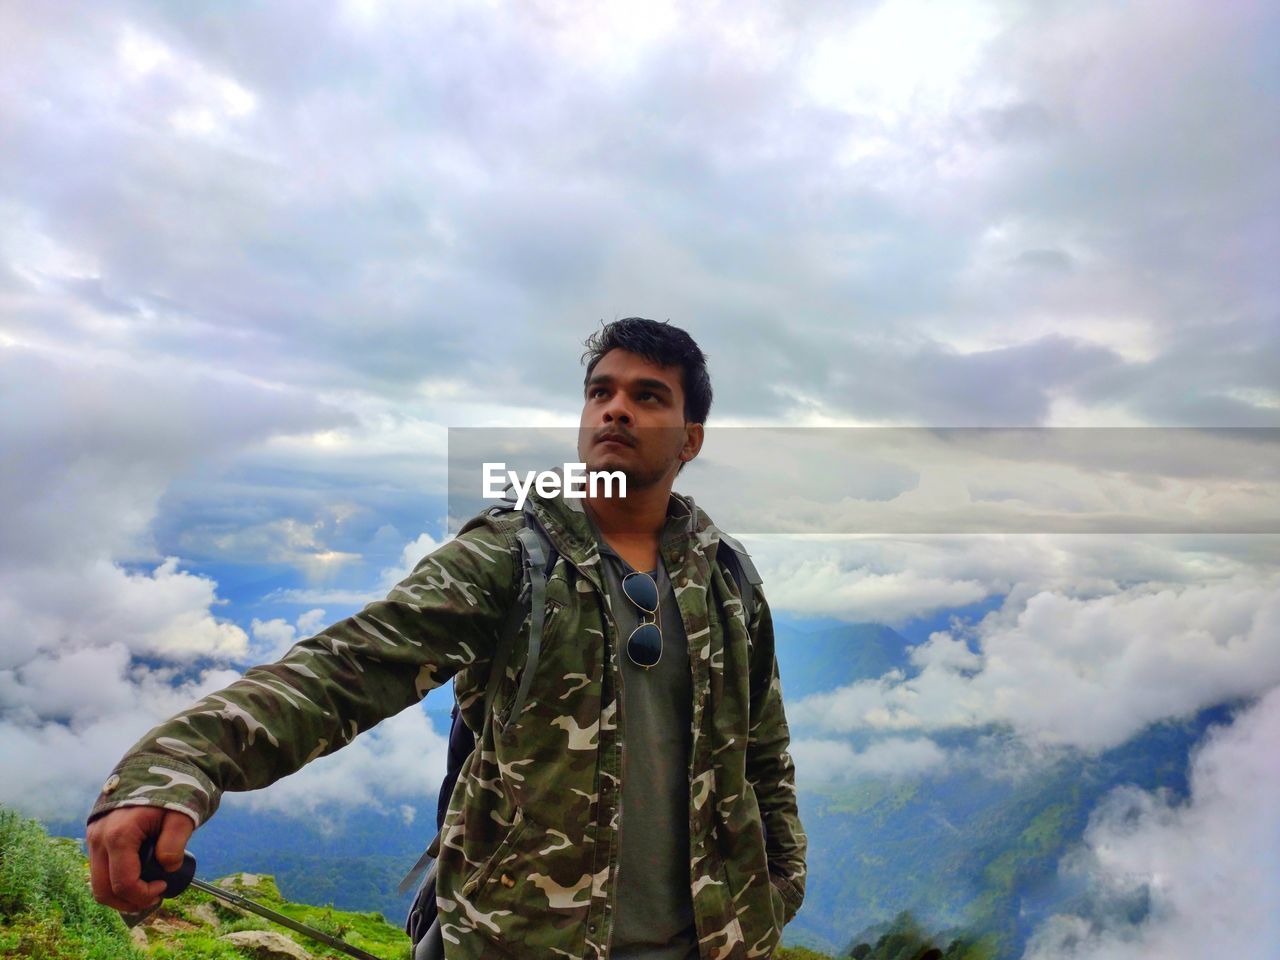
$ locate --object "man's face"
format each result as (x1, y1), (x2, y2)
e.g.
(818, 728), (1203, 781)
(577, 348), (703, 490)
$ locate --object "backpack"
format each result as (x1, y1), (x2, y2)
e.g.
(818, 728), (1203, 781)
(400, 498), (760, 959)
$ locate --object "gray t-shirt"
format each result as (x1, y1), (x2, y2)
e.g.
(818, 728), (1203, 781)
(589, 528), (699, 960)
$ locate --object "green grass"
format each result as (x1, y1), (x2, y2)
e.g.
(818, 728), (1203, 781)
(0, 806), (143, 959)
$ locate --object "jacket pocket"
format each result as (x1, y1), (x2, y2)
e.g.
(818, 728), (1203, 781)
(461, 807), (529, 900)
(498, 598), (564, 732)
(719, 784), (784, 955)
(455, 809), (591, 960)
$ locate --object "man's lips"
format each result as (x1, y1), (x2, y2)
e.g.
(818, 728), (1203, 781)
(596, 431), (635, 448)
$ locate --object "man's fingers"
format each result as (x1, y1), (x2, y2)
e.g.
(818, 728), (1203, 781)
(106, 846), (151, 910)
(88, 837), (126, 910)
(155, 810), (195, 872)
(106, 836), (157, 911)
(87, 806), (184, 913)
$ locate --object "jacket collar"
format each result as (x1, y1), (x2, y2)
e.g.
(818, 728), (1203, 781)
(523, 481), (722, 586)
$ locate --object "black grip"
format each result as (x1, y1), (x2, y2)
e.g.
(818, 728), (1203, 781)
(138, 837), (197, 898)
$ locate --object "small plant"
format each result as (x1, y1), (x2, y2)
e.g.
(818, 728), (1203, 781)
(311, 904), (352, 939)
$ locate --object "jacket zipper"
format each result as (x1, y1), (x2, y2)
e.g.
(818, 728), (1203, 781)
(605, 605), (625, 959)
(546, 545), (625, 957)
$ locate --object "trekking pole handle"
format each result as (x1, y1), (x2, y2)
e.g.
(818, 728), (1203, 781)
(139, 837), (198, 899)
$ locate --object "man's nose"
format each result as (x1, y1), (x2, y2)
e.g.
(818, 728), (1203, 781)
(602, 398), (633, 425)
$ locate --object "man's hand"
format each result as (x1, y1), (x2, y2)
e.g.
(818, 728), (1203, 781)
(86, 806), (195, 913)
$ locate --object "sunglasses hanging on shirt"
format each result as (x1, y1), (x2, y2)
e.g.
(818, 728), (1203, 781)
(621, 571), (662, 668)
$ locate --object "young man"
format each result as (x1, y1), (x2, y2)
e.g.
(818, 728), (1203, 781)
(87, 318), (807, 959)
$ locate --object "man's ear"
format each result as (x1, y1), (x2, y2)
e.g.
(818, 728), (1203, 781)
(680, 422), (705, 463)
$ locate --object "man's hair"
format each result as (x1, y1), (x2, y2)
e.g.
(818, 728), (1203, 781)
(581, 318), (713, 425)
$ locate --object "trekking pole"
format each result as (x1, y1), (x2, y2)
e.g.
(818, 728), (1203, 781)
(126, 838), (386, 960)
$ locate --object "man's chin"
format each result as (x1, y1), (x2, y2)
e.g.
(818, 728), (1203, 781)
(581, 454), (631, 477)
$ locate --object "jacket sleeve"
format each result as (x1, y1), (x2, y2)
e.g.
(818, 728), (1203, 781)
(86, 516), (519, 828)
(744, 591), (808, 925)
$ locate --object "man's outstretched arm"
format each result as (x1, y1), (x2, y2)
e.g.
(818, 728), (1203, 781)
(86, 516), (518, 911)
(743, 592), (808, 925)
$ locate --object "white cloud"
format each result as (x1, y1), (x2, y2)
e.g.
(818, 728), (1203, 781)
(395, 533), (444, 583)
(0, 528), (455, 822)
(115, 23), (258, 141)
(0, 340), (349, 821)
(3, 0), (1273, 433)
(250, 607), (334, 661)
(0, 558), (249, 671)
(792, 570), (1280, 751)
(767, 559), (989, 625)
(758, 531), (1276, 626)
(295, 608), (329, 636)
(803, 0), (1002, 125)
(249, 617), (299, 661)
(0, 661), (244, 821)
(1024, 688), (1280, 959)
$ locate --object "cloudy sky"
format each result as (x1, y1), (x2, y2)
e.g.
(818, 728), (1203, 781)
(1, 1), (1277, 956)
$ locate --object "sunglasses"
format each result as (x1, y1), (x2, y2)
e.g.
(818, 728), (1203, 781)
(621, 571), (662, 668)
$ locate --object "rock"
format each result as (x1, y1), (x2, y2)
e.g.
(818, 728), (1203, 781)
(147, 908), (200, 935)
(129, 925), (148, 948)
(220, 929), (314, 960)
(190, 901), (220, 928)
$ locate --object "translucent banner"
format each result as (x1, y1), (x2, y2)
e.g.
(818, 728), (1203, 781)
(447, 427), (1280, 535)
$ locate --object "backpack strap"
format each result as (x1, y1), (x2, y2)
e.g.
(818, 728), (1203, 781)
(716, 530), (762, 629)
(684, 493), (762, 628)
(481, 552), (533, 731)
(477, 499), (558, 726)
(501, 522), (550, 732)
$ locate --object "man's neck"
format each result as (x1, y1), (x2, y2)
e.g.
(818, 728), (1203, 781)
(584, 481), (673, 537)
(583, 481), (673, 572)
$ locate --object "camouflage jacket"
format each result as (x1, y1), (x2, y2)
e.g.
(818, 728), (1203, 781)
(89, 488), (808, 959)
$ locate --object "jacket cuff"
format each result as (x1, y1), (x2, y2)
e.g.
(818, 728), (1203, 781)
(86, 754), (220, 829)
